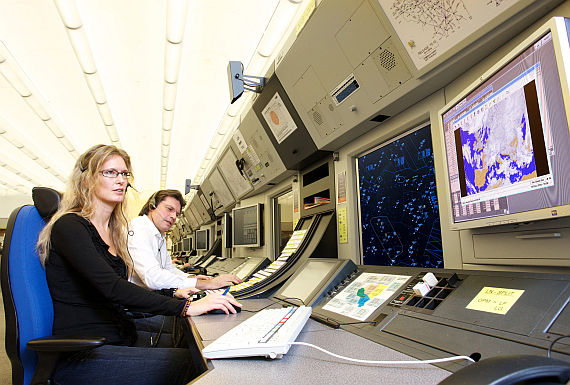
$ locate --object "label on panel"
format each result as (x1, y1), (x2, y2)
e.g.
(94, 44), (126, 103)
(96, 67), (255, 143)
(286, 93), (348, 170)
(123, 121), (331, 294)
(338, 206), (348, 244)
(377, 0), (525, 71)
(233, 130), (248, 153)
(262, 92), (298, 144)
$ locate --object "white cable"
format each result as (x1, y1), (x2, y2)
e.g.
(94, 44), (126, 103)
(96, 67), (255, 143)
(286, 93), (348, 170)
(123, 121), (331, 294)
(290, 342), (475, 365)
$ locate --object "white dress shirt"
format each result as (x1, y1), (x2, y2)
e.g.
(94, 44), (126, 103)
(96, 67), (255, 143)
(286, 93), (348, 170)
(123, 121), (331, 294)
(128, 215), (197, 290)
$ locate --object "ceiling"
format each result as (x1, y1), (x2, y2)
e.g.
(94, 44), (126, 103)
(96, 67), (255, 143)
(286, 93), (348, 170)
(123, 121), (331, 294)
(0, 0), (308, 199)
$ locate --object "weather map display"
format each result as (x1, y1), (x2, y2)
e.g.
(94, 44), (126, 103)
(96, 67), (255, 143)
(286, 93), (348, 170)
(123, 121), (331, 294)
(442, 31), (570, 225)
(322, 273), (410, 321)
(357, 124), (443, 268)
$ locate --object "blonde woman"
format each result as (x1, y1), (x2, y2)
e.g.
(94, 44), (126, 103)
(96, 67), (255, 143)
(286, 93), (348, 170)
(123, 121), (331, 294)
(38, 144), (240, 385)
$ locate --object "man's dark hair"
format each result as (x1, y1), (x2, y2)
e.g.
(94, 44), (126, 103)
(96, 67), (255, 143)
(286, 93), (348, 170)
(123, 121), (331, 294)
(139, 189), (187, 216)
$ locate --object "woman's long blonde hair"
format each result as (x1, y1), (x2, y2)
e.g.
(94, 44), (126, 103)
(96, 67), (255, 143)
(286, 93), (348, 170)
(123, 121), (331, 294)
(37, 144), (133, 273)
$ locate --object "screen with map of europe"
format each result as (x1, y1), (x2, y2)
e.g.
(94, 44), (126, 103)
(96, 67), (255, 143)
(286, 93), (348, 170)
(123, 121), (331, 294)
(440, 19), (570, 229)
(357, 123), (443, 268)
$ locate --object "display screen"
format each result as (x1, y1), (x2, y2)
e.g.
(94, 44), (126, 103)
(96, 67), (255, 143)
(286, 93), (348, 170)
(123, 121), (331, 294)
(232, 204), (261, 247)
(182, 238), (191, 252)
(278, 260), (340, 305)
(357, 124), (443, 268)
(234, 259), (261, 280)
(441, 31), (570, 226)
(195, 229), (209, 251)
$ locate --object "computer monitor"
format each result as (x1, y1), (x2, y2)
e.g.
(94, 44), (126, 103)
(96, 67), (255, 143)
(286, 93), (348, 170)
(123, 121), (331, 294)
(357, 123), (443, 268)
(195, 229), (209, 251)
(232, 203), (263, 247)
(439, 17), (570, 229)
(182, 238), (192, 252)
(274, 259), (357, 307)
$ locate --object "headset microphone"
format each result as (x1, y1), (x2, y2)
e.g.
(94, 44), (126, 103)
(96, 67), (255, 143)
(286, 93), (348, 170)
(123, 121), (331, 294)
(126, 182), (139, 192)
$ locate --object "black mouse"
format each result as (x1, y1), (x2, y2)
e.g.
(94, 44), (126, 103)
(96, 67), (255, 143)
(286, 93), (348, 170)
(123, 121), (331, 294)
(207, 306), (242, 315)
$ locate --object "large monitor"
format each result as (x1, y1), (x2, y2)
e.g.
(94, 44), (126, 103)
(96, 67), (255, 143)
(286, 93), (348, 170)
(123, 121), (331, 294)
(439, 17), (570, 229)
(195, 229), (209, 251)
(232, 203), (263, 247)
(357, 123), (443, 268)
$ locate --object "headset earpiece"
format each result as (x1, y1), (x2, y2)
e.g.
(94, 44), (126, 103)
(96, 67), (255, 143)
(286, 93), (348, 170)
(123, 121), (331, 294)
(149, 192), (158, 210)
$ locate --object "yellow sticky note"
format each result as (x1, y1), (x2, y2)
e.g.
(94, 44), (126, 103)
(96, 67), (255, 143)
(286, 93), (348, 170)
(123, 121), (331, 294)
(338, 206), (348, 244)
(466, 286), (524, 315)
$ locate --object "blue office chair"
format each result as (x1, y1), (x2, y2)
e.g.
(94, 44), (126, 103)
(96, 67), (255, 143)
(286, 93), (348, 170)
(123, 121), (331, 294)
(1, 187), (104, 385)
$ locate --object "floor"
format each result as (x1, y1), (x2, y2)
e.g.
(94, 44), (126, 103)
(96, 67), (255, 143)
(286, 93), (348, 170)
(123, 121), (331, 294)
(0, 290), (13, 384)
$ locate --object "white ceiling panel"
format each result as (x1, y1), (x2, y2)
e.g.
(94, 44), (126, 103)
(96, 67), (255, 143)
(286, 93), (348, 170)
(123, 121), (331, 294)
(0, 0), (305, 201)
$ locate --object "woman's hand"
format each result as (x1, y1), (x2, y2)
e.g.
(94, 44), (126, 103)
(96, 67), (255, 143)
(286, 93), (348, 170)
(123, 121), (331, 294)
(174, 286), (201, 299)
(185, 293), (241, 317)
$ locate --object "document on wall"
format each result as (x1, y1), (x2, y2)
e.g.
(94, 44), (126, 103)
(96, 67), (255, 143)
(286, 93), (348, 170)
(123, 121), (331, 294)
(323, 273), (411, 320)
(377, 0), (525, 71)
(262, 92), (298, 144)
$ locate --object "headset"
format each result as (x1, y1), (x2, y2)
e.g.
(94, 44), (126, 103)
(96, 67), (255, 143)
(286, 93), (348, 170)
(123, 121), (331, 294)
(149, 192), (158, 210)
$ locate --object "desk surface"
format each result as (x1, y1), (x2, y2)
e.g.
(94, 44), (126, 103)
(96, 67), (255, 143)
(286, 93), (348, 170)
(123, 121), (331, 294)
(189, 299), (451, 385)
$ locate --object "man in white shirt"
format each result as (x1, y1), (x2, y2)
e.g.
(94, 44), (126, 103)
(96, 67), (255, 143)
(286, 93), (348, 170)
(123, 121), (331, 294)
(128, 189), (241, 291)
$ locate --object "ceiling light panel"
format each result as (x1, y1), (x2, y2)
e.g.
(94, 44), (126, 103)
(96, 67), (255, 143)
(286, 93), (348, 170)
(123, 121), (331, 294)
(0, 3), (108, 156)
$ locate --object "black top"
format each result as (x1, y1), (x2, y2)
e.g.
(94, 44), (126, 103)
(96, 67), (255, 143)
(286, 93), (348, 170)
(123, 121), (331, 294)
(46, 213), (186, 345)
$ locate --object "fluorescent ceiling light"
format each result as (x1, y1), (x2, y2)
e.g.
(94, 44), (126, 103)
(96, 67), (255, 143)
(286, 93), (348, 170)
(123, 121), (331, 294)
(162, 109), (174, 130)
(161, 129), (172, 145)
(166, 0), (189, 44)
(105, 125), (119, 143)
(0, 61), (32, 97)
(257, 1), (298, 57)
(67, 28), (97, 74)
(24, 95), (51, 121)
(53, 0), (83, 29)
(164, 43), (183, 84)
(163, 82), (178, 111)
(44, 119), (65, 138)
(96, 103), (114, 126)
(85, 73), (106, 103)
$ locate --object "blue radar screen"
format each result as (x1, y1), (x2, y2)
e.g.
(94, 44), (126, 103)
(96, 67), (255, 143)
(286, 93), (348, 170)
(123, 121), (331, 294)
(358, 124), (443, 268)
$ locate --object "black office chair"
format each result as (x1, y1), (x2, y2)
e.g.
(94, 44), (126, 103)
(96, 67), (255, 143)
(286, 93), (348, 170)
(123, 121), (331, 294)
(1, 187), (104, 385)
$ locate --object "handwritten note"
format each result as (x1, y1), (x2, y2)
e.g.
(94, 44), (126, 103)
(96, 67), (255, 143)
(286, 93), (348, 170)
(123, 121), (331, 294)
(466, 287), (524, 315)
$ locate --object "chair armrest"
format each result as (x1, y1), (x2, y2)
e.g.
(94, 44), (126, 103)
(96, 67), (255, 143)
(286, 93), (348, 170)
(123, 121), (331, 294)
(27, 336), (105, 352)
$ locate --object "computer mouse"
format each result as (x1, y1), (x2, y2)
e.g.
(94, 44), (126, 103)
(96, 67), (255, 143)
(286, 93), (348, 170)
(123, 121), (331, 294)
(207, 306), (242, 315)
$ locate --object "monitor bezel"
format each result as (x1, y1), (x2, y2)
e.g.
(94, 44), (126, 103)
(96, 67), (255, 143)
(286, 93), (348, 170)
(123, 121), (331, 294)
(231, 203), (262, 248)
(195, 229), (209, 251)
(437, 17), (570, 230)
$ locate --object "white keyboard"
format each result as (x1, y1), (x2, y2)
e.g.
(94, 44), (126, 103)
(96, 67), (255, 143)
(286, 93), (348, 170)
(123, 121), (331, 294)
(202, 306), (312, 359)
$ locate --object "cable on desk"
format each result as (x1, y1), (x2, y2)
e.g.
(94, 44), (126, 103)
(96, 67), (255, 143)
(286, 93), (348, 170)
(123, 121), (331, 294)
(272, 297), (307, 306)
(290, 342), (475, 365)
(547, 335), (570, 358)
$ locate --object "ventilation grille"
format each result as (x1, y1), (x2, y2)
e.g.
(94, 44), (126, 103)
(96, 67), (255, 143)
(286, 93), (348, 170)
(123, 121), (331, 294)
(312, 110), (324, 126)
(378, 48), (396, 71)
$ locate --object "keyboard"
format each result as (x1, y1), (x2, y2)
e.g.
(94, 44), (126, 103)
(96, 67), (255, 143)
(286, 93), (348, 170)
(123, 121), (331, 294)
(202, 306), (312, 359)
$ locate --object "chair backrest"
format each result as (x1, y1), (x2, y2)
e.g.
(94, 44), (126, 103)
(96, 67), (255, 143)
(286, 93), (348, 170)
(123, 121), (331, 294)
(1, 194), (57, 384)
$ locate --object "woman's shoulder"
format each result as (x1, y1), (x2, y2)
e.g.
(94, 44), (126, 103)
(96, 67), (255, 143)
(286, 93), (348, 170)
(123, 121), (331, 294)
(53, 213), (90, 233)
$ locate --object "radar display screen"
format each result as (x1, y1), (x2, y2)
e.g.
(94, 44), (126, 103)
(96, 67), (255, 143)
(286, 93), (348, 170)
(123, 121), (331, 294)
(357, 124), (443, 268)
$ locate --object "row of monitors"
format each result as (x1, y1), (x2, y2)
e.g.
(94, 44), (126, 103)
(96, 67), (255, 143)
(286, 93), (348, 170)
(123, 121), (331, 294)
(177, 19), (570, 270)
(173, 203), (263, 253)
(356, 19), (570, 267)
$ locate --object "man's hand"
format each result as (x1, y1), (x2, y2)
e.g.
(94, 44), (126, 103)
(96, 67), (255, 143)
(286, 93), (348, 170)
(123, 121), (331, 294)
(195, 274), (242, 290)
(174, 286), (201, 299)
(189, 274), (213, 280)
